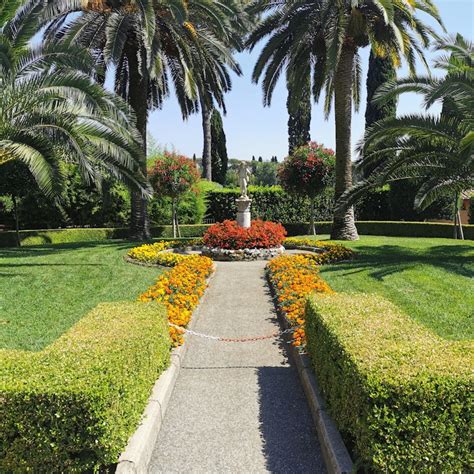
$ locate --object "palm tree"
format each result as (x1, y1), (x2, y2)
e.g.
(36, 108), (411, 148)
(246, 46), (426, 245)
(189, 2), (248, 181)
(341, 35), (473, 239)
(249, 0), (441, 240)
(33, 0), (247, 237)
(0, 0), (24, 25)
(0, 10), (147, 203)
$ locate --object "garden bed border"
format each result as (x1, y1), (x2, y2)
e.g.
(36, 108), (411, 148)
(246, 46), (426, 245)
(116, 265), (216, 473)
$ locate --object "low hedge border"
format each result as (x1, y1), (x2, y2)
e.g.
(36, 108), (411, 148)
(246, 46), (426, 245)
(1, 221), (472, 247)
(0, 225), (211, 247)
(305, 294), (473, 472)
(284, 221), (474, 239)
(0, 302), (171, 472)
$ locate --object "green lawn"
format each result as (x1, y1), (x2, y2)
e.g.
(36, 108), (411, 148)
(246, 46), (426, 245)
(1, 241), (161, 352)
(302, 235), (474, 341)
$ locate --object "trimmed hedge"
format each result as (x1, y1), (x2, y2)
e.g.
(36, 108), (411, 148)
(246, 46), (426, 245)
(205, 186), (334, 223)
(305, 294), (473, 472)
(0, 302), (171, 472)
(1, 220), (472, 247)
(284, 220), (474, 239)
(0, 225), (211, 247)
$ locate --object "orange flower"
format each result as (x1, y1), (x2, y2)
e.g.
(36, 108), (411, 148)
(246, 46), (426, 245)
(267, 252), (336, 348)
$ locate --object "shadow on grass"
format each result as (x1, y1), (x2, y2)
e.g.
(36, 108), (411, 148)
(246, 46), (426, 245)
(324, 244), (474, 280)
(0, 239), (143, 259)
(0, 263), (105, 268)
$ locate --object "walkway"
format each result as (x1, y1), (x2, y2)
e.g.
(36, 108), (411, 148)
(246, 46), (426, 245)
(150, 260), (326, 473)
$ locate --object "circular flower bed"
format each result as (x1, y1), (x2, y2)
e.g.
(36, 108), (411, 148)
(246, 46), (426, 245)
(202, 220), (287, 261)
(203, 220), (286, 250)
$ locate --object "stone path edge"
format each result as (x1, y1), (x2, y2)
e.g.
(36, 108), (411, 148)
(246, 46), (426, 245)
(266, 273), (355, 474)
(115, 265), (217, 474)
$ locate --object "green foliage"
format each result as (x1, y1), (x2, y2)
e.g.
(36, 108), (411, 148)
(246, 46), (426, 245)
(365, 52), (397, 128)
(356, 184), (453, 221)
(250, 161), (280, 186)
(0, 302), (171, 471)
(1, 221), (473, 248)
(305, 294), (473, 472)
(351, 36), (474, 211)
(470, 197), (474, 224)
(0, 11), (147, 198)
(210, 109), (229, 185)
(205, 186), (334, 223)
(0, 0), (23, 26)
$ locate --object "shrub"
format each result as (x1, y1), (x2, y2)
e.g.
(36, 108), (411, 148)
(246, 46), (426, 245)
(203, 220), (287, 250)
(205, 186), (334, 223)
(0, 225), (211, 247)
(0, 302), (171, 472)
(305, 293), (473, 472)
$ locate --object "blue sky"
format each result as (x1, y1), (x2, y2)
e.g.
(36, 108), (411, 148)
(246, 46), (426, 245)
(150, 0), (474, 161)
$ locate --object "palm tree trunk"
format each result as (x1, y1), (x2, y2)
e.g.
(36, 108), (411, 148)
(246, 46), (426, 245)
(201, 97), (212, 181)
(127, 41), (150, 241)
(331, 42), (359, 241)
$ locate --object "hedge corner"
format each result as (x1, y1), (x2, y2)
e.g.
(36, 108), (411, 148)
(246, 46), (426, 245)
(0, 301), (171, 472)
(305, 293), (473, 472)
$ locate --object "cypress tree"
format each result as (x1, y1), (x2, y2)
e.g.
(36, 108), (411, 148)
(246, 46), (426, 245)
(287, 77), (311, 155)
(364, 52), (397, 176)
(210, 108), (228, 185)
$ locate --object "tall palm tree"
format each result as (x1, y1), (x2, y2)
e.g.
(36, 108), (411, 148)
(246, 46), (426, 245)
(341, 35), (474, 239)
(189, 1), (249, 182)
(189, 0), (248, 181)
(249, 0), (441, 240)
(0, 9), (147, 201)
(34, 0), (247, 237)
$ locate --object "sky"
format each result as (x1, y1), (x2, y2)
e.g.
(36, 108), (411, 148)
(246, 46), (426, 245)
(149, 0), (474, 161)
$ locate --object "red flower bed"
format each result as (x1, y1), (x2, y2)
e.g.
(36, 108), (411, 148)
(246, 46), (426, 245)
(203, 220), (287, 250)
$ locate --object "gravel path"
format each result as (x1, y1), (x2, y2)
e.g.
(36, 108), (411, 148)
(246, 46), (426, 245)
(149, 260), (326, 473)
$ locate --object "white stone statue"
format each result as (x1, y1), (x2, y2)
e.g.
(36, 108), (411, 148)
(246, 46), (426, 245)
(238, 161), (252, 198)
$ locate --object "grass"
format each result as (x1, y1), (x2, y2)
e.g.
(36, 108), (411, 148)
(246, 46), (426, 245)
(300, 235), (474, 341)
(0, 241), (161, 352)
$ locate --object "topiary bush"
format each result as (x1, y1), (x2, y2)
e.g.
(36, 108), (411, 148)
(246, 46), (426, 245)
(305, 293), (473, 472)
(0, 302), (171, 472)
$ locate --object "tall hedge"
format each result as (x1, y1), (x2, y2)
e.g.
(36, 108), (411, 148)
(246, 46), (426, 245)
(0, 302), (171, 471)
(205, 186), (334, 223)
(305, 294), (473, 472)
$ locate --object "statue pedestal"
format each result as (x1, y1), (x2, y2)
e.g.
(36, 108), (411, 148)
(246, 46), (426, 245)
(236, 197), (252, 228)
